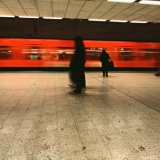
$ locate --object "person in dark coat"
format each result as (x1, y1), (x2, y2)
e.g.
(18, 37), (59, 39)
(70, 36), (86, 93)
(99, 50), (111, 77)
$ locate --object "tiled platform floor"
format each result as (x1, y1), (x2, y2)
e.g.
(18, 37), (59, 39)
(0, 71), (160, 160)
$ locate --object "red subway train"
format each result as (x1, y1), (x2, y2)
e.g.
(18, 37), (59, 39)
(0, 38), (160, 68)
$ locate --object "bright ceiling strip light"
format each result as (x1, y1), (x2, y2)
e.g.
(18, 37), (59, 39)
(43, 17), (62, 19)
(110, 20), (127, 22)
(0, 15), (15, 17)
(130, 21), (148, 23)
(139, 0), (160, 5)
(19, 16), (39, 18)
(107, 0), (135, 3)
(88, 19), (106, 22)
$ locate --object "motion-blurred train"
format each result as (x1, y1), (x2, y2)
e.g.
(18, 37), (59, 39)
(0, 38), (160, 68)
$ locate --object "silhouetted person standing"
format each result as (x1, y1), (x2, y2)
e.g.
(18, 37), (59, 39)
(70, 36), (86, 93)
(100, 50), (111, 77)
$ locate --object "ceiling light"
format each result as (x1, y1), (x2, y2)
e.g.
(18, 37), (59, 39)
(139, 0), (160, 5)
(107, 0), (135, 3)
(19, 16), (39, 18)
(130, 21), (148, 23)
(43, 17), (62, 19)
(110, 20), (127, 22)
(88, 19), (106, 22)
(0, 15), (15, 18)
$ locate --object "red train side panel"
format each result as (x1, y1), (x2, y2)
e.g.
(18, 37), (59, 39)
(0, 38), (160, 68)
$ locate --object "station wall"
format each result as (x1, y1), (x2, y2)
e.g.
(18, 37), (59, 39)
(0, 18), (160, 42)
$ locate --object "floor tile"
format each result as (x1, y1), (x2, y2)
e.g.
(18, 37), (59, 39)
(0, 71), (160, 159)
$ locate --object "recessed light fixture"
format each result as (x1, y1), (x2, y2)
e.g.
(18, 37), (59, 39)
(43, 17), (62, 19)
(0, 15), (15, 18)
(107, 0), (135, 3)
(19, 16), (39, 18)
(130, 21), (148, 23)
(110, 20), (127, 22)
(139, 0), (160, 5)
(88, 19), (106, 22)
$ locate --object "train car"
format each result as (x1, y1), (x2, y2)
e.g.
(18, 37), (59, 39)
(0, 38), (160, 68)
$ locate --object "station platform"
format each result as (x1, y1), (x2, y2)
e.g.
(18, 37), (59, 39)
(0, 71), (160, 160)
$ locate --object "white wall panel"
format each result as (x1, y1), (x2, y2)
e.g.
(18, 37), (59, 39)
(95, 2), (117, 12)
(81, 1), (101, 12)
(134, 5), (159, 15)
(113, 13), (130, 20)
(52, 1), (68, 10)
(67, 1), (85, 11)
(77, 11), (92, 19)
(65, 10), (79, 18)
(148, 8), (160, 15)
(0, 0), (160, 23)
(89, 0), (104, 1)
(37, 1), (52, 9)
(124, 14), (143, 21)
(2, 0), (22, 8)
(19, 0), (37, 9)
(147, 15), (160, 21)
(0, 1), (6, 8)
(0, 8), (14, 15)
(10, 8), (26, 16)
(154, 19), (160, 22)
(134, 14), (154, 21)
(24, 9), (39, 16)
(53, 0), (68, 1)
(39, 9), (52, 17)
(122, 3), (146, 14)
(89, 12), (105, 19)
(36, 0), (51, 2)
(52, 10), (65, 17)
(109, 3), (133, 12)
(101, 12), (118, 19)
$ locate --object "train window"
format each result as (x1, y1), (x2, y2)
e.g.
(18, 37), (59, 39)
(0, 46), (11, 59)
(22, 46), (42, 60)
(131, 50), (142, 61)
(119, 48), (133, 61)
(54, 47), (74, 60)
(143, 50), (153, 60)
(153, 50), (160, 60)
(58, 50), (74, 60)
(86, 48), (102, 60)
(105, 49), (117, 61)
(29, 46), (41, 60)
(143, 49), (160, 60)
(57, 47), (102, 61)
(22, 47), (40, 60)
